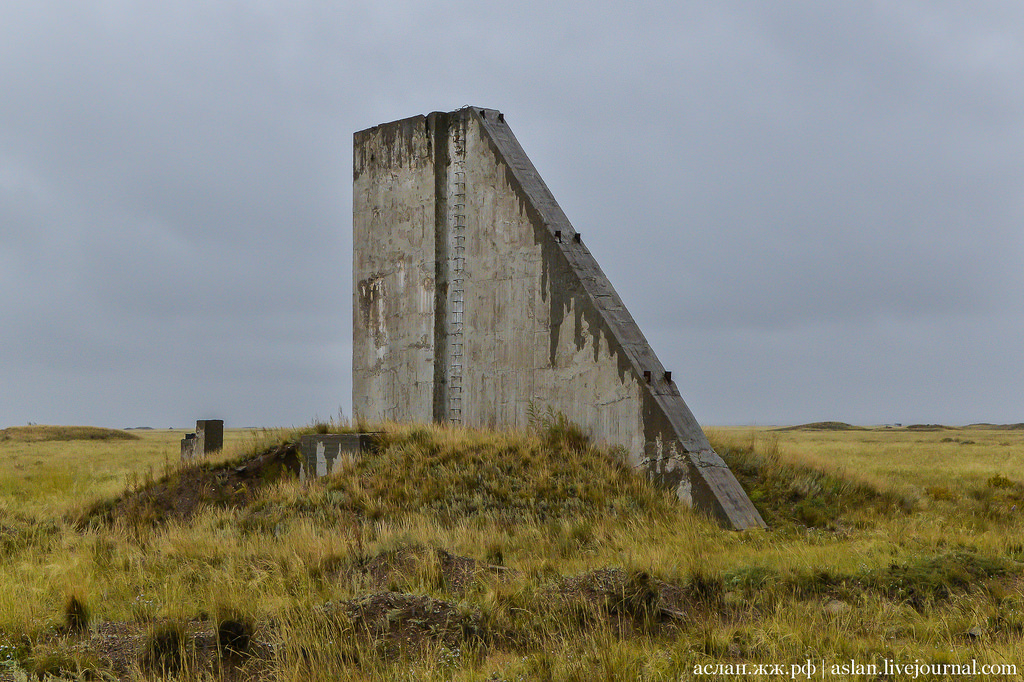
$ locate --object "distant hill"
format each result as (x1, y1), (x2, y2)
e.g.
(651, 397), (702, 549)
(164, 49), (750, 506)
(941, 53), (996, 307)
(967, 423), (1024, 430)
(0, 425), (140, 442)
(774, 421), (868, 432)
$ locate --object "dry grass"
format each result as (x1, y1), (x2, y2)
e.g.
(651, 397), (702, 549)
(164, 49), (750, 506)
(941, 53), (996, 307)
(0, 422), (1022, 680)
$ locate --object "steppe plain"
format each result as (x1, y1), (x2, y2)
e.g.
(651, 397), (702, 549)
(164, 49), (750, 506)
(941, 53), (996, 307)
(0, 419), (1022, 680)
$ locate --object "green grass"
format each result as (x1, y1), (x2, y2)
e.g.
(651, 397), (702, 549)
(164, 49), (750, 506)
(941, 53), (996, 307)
(0, 422), (1022, 680)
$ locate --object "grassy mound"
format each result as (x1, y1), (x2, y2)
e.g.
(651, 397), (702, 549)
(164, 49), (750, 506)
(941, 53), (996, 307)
(773, 421), (866, 432)
(237, 423), (675, 537)
(322, 423), (672, 522)
(0, 425), (140, 442)
(78, 422), (673, 530)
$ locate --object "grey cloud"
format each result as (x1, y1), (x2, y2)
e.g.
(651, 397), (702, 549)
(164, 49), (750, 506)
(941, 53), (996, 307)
(1, 1), (1021, 427)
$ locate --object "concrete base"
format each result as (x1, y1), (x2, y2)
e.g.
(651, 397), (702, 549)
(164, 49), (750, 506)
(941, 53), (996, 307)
(299, 433), (380, 481)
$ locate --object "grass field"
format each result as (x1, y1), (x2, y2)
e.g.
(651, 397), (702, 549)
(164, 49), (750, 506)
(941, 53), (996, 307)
(0, 421), (1022, 680)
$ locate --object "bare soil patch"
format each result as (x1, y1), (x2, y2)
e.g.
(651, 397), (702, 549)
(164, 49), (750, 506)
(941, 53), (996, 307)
(349, 544), (504, 596)
(18, 618), (273, 681)
(79, 442), (300, 527)
(338, 591), (485, 656)
(543, 567), (706, 634)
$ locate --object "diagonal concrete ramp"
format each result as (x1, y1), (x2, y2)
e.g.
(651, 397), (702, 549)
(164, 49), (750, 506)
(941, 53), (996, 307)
(353, 107), (765, 530)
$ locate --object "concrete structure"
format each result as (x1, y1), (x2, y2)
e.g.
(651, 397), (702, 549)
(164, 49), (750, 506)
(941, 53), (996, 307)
(298, 433), (379, 482)
(180, 433), (197, 461)
(180, 419), (224, 462)
(352, 107), (765, 530)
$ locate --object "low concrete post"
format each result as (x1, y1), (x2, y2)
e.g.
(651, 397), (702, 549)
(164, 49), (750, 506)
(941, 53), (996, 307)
(180, 433), (197, 461)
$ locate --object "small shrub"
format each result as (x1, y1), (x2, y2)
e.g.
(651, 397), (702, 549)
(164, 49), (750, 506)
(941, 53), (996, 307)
(686, 570), (725, 609)
(925, 486), (958, 501)
(788, 568), (842, 599)
(794, 498), (830, 527)
(860, 551), (1015, 610)
(607, 570), (661, 625)
(141, 622), (186, 675)
(988, 474), (1014, 489)
(484, 542), (504, 567)
(64, 594), (90, 634)
(26, 646), (83, 680)
(724, 565), (777, 594)
(217, 616), (254, 659)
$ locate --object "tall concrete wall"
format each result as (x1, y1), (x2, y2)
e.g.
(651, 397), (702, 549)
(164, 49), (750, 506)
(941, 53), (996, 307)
(353, 107), (765, 530)
(352, 117), (437, 422)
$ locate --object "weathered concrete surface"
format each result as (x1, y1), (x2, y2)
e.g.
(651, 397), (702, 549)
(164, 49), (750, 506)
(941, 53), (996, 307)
(180, 419), (224, 462)
(196, 419), (223, 455)
(298, 433), (379, 481)
(180, 433), (197, 461)
(352, 117), (437, 422)
(352, 107), (765, 530)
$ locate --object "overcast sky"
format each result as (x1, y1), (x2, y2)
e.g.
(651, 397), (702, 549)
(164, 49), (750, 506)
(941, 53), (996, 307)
(2, 1), (1022, 429)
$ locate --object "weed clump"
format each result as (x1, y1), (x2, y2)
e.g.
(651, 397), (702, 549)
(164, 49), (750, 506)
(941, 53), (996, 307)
(724, 550), (1018, 612)
(217, 616), (253, 659)
(528, 404), (591, 452)
(988, 473), (1015, 489)
(26, 644), (99, 680)
(686, 570), (725, 609)
(607, 570), (662, 627)
(63, 594), (90, 634)
(545, 568), (672, 636)
(141, 622), (187, 675)
(864, 551), (1015, 609)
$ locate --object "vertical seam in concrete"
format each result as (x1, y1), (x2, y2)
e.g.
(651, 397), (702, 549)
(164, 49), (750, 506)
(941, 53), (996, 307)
(431, 113), (450, 422)
(446, 114), (468, 423)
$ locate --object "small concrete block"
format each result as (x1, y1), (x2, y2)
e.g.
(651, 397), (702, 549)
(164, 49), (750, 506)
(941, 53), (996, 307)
(180, 433), (197, 462)
(299, 433), (379, 481)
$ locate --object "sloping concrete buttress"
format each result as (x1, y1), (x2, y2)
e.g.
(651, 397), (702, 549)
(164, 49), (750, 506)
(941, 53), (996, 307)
(352, 107), (766, 530)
